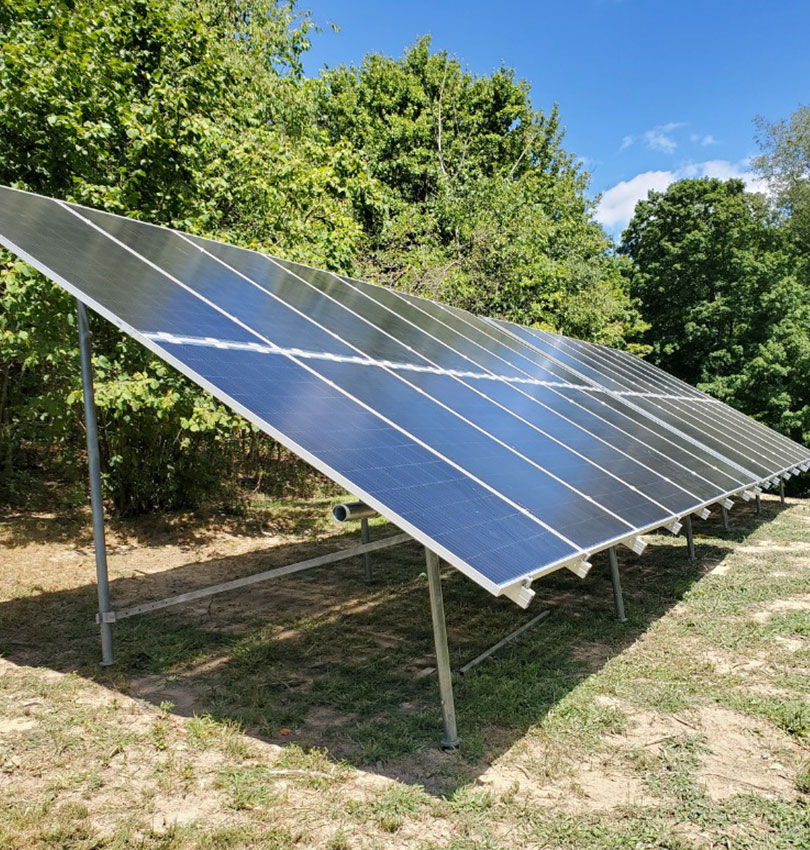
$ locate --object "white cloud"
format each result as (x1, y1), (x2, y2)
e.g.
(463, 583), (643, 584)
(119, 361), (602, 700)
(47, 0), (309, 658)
(690, 133), (719, 146)
(595, 159), (769, 232)
(643, 122), (686, 153)
(681, 159), (769, 194)
(619, 135), (634, 152)
(595, 171), (675, 230)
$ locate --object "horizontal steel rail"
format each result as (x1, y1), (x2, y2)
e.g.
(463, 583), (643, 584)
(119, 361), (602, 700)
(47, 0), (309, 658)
(101, 532), (412, 623)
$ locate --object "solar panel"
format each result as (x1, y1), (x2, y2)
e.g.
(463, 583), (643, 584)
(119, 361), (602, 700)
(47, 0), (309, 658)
(523, 328), (808, 470)
(2, 185), (808, 605)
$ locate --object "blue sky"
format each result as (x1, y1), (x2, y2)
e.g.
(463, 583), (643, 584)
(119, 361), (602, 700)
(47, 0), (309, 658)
(300, 0), (810, 237)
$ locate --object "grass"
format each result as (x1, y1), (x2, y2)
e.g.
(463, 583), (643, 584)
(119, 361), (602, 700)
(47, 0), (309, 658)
(1, 492), (809, 847)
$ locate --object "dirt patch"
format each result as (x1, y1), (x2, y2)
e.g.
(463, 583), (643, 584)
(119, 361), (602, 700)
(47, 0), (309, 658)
(615, 708), (697, 749)
(773, 635), (805, 652)
(695, 706), (801, 801)
(703, 650), (770, 677)
(0, 716), (36, 735)
(148, 792), (228, 833)
(565, 765), (652, 810)
(477, 744), (655, 812)
(751, 595), (810, 624)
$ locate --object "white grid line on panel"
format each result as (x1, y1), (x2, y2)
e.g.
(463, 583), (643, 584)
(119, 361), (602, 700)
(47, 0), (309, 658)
(143, 333), (594, 389)
(142, 333), (709, 403)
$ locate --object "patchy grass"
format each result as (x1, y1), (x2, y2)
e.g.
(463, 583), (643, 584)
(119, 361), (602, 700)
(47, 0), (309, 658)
(1, 493), (809, 848)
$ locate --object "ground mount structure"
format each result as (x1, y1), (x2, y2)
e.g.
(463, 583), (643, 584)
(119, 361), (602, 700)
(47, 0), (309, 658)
(1, 185), (808, 748)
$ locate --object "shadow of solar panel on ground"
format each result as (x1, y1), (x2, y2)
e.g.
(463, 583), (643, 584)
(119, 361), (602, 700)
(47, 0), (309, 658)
(0, 498), (781, 796)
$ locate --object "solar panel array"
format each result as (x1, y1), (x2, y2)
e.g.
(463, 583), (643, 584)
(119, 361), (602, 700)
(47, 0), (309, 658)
(2, 186), (808, 603)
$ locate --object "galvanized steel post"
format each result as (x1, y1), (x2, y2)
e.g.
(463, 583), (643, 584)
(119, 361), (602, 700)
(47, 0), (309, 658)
(608, 547), (627, 623)
(360, 516), (372, 582)
(77, 301), (114, 666)
(780, 480), (785, 505)
(721, 505), (730, 532)
(684, 515), (696, 562)
(425, 548), (460, 750)
(755, 493), (762, 515)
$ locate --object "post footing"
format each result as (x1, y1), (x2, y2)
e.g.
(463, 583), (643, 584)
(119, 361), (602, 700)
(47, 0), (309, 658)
(441, 736), (461, 752)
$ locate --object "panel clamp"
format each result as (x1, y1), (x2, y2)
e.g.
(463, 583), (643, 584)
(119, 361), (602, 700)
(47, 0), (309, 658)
(621, 536), (647, 556)
(566, 558), (593, 579)
(501, 580), (536, 609)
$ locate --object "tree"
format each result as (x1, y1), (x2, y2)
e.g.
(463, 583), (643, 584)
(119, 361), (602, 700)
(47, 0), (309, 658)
(755, 105), (810, 256)
(0, 13), (647, 512)
(620, 177), (810, 443)
(312, 38), (646, 348)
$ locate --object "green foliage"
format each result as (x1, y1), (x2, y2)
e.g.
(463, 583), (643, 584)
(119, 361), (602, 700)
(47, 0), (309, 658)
(313, 38), (645, 347)
(621, 177), (810, 444)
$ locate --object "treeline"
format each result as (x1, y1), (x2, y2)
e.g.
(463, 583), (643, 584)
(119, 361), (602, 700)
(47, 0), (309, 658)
(621, 172), (810, 446)
(0, 0), (807, 513)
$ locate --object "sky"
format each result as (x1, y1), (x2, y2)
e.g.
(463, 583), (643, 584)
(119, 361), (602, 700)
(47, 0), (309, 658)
(299, 0), (810, 238)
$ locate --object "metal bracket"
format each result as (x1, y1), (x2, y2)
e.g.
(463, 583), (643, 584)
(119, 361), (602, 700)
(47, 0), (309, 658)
(721, 498), (734, 511)
(694, 507), (711, 521)
(501, 581), (536, 609)
(95, 611), (117, 625)
(664, 519), (682, 535)
(621, 536), (647, 556)
(567, 558), (593, 579)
